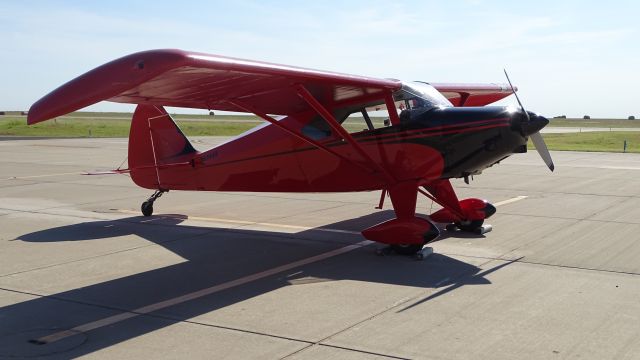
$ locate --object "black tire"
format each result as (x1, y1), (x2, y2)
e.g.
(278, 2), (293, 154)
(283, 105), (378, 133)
(391, 243), (423, 255)
(141, 201), (153, 217)
(456, 219), (484, 232)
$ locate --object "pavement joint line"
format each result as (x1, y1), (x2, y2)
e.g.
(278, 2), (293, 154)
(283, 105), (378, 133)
(0, 284), (406, 360)
(582, 196), (635, 222)
(437, 252), (640, 277)
(281, 256), (498, 360)
(214, 191), (381, 206)
(4, 237), (638, 352)
(461, 185), (640, 199)
(1, 178), (138, 190)
(314, 344), (410, 360)
(33, 240), (374, 345)
(163, 317), (409, 360)
(0, 171), (83, 181)
(111, 194), (527, 234)
(495, 211), (640, 225)
(0, 211), (361, 278)
(511, 257), (640, 277)
(7, 197), (637, 350)
(249, 203), (350, 227)
(10, 195), (144, 213)
(20, 250), (640, 359)
(0, 208), (362, 278)
(0, 227), (218, 278)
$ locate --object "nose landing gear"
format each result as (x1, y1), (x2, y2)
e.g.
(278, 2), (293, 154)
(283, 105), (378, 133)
(445, 221), (493, 235)
(141, 190), (167, 217)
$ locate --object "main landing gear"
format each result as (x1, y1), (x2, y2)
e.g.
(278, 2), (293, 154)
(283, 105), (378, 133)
(141, 190), (167, 217)
(364, 181), (440, 261)
(366, 179), (497, 260)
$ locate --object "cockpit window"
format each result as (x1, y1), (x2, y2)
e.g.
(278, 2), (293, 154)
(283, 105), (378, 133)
(393, 82), (453, 111)
(393, 82), (452, 123)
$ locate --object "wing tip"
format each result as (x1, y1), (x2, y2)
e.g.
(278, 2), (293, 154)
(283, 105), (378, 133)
(26, 49), (191, 125)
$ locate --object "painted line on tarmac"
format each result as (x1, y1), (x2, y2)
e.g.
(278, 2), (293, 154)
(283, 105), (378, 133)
(34, 239), (374, 345)
(35, 195), (529, 344)
(564, 164), (640, 170)
(494, 195), (528, 207)
(1, 171), (82, 180)
(116, 194), (527, 234)
(116, 209), (361, 235)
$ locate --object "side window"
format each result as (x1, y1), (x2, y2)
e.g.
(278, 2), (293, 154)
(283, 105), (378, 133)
(302, 116), (332, 140)
(342, 109), (376, 134)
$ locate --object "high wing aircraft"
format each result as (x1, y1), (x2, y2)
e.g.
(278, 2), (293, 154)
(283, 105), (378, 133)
(28, 49), (553, 256)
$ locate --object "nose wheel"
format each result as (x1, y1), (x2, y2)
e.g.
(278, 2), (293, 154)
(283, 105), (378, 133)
(446, 220), (493, 235)
(374, 227), (439, 260)
(141, 190), (167, 217)
(376, 244), (434, 260)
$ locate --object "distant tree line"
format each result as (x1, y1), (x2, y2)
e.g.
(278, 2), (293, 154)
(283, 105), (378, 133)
(551, 114), (637, 120)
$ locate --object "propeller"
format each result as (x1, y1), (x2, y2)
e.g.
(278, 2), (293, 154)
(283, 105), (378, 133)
(503, 69), (554, 172)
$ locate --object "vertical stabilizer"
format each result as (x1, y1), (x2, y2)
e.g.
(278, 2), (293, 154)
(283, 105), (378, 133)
(128, 105), (197, 189)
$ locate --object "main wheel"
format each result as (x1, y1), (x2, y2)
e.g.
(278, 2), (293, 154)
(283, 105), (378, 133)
(455, 219), (484, 232)
(391, 243), (423, 255)
(141, 201), (153, 217)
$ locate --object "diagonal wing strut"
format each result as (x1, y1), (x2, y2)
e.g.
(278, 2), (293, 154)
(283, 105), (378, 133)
(227, 98), (383, 180)
(295, 85), (397, 185)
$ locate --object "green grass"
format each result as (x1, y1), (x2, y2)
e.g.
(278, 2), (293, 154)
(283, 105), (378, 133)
(531, 132), (640, 153)
(0, 116), (257, 137)
(0, 114), (386, 137)
(2, 113), (640, 153)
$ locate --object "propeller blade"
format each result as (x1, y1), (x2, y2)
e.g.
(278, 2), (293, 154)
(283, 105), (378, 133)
(503, 69), (530, 122)
(530, 131), (555, 172)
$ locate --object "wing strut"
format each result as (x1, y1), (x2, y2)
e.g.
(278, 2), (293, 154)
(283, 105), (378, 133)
(296, 85), (397, 184)
(384, 92), (401, 126)
(227, 99), (382, 180)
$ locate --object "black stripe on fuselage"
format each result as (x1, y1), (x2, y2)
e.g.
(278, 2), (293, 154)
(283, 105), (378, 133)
(196, 118), (510, 170)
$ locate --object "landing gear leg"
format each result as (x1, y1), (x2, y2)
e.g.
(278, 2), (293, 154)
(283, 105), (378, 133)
(141, 190), (167, 217)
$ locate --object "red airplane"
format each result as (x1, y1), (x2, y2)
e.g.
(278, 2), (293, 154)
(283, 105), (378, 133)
(28, 49), (553, 257)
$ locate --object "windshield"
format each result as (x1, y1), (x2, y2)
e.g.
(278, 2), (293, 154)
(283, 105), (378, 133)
(393, 81), (453, 111)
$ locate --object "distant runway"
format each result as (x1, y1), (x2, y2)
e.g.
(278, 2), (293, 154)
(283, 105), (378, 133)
(1, 137), (639, 359)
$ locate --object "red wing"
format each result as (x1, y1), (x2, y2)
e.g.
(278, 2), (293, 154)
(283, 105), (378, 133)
(431, 83), (514, 107)
(28, 49), (402, 124)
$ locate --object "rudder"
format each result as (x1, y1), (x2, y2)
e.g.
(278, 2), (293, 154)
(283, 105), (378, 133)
(128, 104), (197, 189)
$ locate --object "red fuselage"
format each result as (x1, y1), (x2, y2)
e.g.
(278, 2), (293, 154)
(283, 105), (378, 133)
(129, 106), (532, 193)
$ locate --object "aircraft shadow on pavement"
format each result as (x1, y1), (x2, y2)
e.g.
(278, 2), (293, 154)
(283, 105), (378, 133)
(1, 212), (505, 358)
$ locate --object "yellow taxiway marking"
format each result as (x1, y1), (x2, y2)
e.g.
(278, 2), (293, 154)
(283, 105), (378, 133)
(35, 239), (373, 345)
(37, 195), (528, 344)
(116, 194), (527, 234)
(116, 209), (360, 235)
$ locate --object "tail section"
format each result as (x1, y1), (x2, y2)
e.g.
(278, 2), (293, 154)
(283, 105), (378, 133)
(128, 104), (197, 190)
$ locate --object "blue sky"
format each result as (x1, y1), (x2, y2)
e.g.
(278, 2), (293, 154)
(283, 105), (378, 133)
(1, 0), (638, 117)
